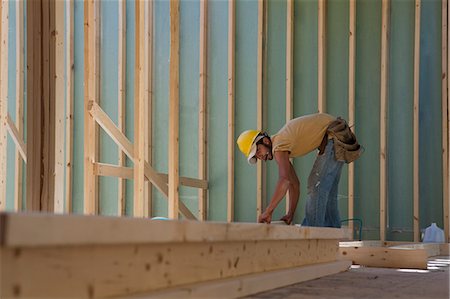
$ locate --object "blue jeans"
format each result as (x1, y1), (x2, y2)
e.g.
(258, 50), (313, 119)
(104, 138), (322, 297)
(302, 139), (344, 228)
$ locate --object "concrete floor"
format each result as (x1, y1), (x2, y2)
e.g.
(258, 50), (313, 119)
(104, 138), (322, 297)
(243, 256), (450, 299)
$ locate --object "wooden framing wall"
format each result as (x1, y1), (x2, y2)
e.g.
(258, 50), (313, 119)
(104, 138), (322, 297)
(0, 0), (448, 240)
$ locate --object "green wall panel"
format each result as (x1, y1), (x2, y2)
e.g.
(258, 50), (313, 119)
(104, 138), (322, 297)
(179, 0), (200, 217)
(207, 0), (229, 222)
(234, 0), (258, 222)
(418, 0), (443, 230)
(355, 0), (382, 240)
(387, 0), (415, 241)
(292, 0), (318, 225)
(266, 0), (287, 221)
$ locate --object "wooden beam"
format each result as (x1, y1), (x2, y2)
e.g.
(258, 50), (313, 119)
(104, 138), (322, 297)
(448, 0), (450, 243)
(65, 0), (74, 214)
(339, 246), (428, 269)
(144, 0), (153, 218)
(413, 0), (421, 242)
(318, 0), (326, 113)
(379, 0), (389, 242)
(54, 0), (65, 213)
(26, 0), (42, 212)
(94, 163), (207, 190)
(142, 261), (351, 299)
(134, 0), (146, 217)
(442, 0), (449, 243)
(198, 0), (208, 221)
(169, 0), (180, 220)
(256, 0), (265, 220)
(6, 114), (26, 162)
(83, 0), (99, 215)
(286, 0), (294, 214)
(117, 0), (126, 216)
(14, 0), (24, 212)
(348, 0), (356, 235)
(227, 0), (236, 223)
(0, 0), (9, 210)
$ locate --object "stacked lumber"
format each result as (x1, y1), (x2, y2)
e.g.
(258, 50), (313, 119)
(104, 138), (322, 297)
(0, 213), (351, 298)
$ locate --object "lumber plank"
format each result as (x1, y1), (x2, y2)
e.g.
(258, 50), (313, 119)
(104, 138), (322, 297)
(134, 0), (146, 217)
(118, 0), (126, 216)
(25, 0), (42, 211)
(379, 0), (390, 242)
(14, 0), (24, 212)
(0, 0), (9, 210)
(413, 0), (421, 242)
(169, 0), (180, 220)
(0, 213), (351, 247)
(227, 0), (236, 223)
(0, 239), (340, 298)
(54, 0), (65, 213)
(137, 261), (351, 299)
(286, 0), (294, 214)
(65, 0), (74, 214)
(389, 243), (441, 257)
(339, 246), (428, 269)
(198, 0), (208, 220)
(83, 0), (99, 215)
(318, 0), (326, 112)
(348, 0), (356, 233)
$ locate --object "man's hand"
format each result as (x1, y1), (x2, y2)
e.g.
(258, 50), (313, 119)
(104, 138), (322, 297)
(280, 213), (294, 225)
(258, 210), (272, 224)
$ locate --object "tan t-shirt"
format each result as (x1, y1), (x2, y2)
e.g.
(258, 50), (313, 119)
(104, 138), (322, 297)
(271, 113), (335, 158)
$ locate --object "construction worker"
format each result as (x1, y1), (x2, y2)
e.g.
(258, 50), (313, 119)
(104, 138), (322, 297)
(237, 113), (362, 227)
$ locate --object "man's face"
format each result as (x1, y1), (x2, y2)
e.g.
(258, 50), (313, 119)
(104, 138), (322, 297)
(254, 138), (273, 162)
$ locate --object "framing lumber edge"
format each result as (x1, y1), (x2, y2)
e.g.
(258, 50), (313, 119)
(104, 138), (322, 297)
(136, 261), (351, 299)
(286, 0), (294, 214)
(0, 0), (9, 210)
(227, 0), (236, 223)
(413, 0), (421, 242)
(318, 0), (326, 113)
(14, 0), (24, 212)
(443, 0), (449, 242)
(0, 212), (352, 247)
(198, 0), (208, 221)
(118, 0), (126, 216)
(379, 0), (390, 242)
(348, 0), (356, 234)
(169, 0), (180, 220)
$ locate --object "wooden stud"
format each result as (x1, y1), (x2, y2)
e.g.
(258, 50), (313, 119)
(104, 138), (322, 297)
(134, 0), (145, 217)
(318, 0), (326, 113)
(413, 0), (421, 242)
(0, 0), (9, 210)
(117, 0), (126, 216)
(256, 0), (264, 220)
(14, 0), (24, 212)
(348, 0), (356, 236)
(198, 0), (208, 220)
(144, 0), (153, 218)
(442, 0), (449, 242)
(65, 0), (74, 214)
(227, 0), (236, 223)
(169, 0), (180, 220)
(379, 0), (389, 242)
(83, 0), (99, 215)
(285, 0), (294, 214)
(53, 0), (65, 213)
(26, 0), (42, 212)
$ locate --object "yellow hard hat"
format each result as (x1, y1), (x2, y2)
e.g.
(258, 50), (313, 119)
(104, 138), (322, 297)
(237, 130), (263, 164)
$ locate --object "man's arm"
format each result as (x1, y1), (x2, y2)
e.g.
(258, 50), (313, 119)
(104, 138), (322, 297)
(259, 151), (300, 224)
